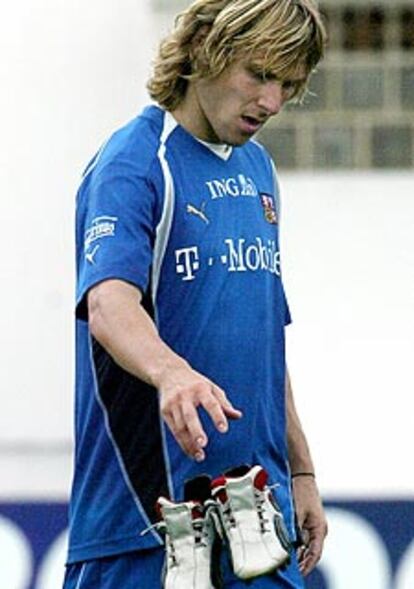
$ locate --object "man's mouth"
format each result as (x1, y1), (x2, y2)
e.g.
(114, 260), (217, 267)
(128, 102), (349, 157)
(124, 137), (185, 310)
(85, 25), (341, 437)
(240, 115), (264, 133)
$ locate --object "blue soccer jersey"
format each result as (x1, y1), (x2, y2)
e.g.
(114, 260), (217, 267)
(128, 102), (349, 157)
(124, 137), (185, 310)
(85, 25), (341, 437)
(69, 105), (294, 564)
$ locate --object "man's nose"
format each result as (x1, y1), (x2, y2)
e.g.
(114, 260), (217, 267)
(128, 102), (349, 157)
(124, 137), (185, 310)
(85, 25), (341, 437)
(257, 82), (285, 116)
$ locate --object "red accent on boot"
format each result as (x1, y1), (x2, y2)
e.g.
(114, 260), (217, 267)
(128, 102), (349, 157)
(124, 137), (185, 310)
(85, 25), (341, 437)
(211, 476), (228, 504)
(253, 468), (268, 491)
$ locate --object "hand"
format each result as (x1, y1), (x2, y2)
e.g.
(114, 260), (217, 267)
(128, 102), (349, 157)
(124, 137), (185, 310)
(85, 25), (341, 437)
(292, 475), (328, 576)
(158, 363), (242, 461)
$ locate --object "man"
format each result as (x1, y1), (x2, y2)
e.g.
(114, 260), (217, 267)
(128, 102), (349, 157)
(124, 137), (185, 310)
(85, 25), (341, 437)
(64, 1), (328, 588)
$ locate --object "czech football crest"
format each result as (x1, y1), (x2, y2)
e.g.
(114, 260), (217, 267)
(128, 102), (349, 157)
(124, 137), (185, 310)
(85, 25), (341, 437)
(260, 194), (278, 224)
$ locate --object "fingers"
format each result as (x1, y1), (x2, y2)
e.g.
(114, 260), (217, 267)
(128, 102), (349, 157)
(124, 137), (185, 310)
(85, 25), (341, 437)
(199, 387), (234, 433)
(181, 398), (208, 458)
(297, 522), (327, 576)
(298, 538), (323, 576)
(193, 384), (243, 443)
(292, 475), (328, 576)
(210, 386), (243, 421)
(160, 377), (242, 462)
(167, 405), (205, 461)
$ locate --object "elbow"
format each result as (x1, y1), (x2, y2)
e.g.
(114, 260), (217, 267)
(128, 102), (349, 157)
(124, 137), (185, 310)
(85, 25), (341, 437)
(87, 286), (108, 344)
(87, 279), (143, 347)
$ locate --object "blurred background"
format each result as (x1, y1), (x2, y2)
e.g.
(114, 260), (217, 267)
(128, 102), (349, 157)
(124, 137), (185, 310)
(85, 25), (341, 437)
(0, 0), (413, 587)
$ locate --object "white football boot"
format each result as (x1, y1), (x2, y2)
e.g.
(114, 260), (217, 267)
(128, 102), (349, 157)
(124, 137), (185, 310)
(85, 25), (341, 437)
(155, 486), (218, 589)
(211, 465), (291, 580)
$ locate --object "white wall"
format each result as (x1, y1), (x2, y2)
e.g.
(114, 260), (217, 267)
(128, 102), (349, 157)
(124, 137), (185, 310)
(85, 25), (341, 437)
(0, 0), (163, 498)
(281, 172), (414, 497)
(0, 0), (160, 448)
(0, 0), (413, 499)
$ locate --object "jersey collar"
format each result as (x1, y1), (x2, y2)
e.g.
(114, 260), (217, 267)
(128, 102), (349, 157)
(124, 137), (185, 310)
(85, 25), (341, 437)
(164, 110), (233, 161)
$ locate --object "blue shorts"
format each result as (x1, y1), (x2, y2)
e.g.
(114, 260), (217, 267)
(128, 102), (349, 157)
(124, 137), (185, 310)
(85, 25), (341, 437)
(63, 547), (305, 589)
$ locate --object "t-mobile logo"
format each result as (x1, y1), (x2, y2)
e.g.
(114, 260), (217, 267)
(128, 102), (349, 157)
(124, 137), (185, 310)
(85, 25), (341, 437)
(175, 246), (200, 281)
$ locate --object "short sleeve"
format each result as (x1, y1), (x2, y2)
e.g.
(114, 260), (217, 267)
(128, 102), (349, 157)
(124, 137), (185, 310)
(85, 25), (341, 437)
(75, 159), (162, 320)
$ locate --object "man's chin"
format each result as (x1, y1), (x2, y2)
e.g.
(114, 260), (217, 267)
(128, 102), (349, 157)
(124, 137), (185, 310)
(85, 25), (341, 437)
(225, 133), (255, 147)
(213, 126), (257, 147)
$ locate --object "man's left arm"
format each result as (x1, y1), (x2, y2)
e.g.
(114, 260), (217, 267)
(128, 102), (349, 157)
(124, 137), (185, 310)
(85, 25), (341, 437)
(286, 369), (328, 576)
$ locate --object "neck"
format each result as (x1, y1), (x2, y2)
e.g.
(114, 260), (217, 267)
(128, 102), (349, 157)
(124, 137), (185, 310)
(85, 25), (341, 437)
(171, 86), (220, 144)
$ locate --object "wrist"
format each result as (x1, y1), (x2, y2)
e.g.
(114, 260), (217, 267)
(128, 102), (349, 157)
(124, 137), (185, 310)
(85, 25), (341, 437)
(291, 471), (316, 480)
(150, 352), (189, 391)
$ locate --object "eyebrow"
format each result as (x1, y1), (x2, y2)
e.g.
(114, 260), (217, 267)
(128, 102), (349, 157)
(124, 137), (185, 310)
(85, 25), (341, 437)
(268, 72), (308, 85)
(247, 59), (309, 85)
(285, 76), (308, 84)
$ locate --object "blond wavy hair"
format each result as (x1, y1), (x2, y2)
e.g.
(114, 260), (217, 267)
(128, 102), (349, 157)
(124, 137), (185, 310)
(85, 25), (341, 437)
(148, 0), (327, 110)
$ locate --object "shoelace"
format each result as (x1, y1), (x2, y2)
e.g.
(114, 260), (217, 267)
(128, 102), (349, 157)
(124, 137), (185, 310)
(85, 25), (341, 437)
(141, 504), (214, 551)
(141, 517), (203, 568)
(192, 517), (210, 548)
(140, 520), (165, 537)
(166, 531), (179, 567)
(141, 521), (182, 568)
(221, 504), (236, 529)
(256, 482), (282, 533)
(254, 488), (270, 533)
(218, 482), (281, 534)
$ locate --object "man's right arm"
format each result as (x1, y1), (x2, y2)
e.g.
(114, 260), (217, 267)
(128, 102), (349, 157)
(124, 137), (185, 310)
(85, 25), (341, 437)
(87, 278), (242, 461)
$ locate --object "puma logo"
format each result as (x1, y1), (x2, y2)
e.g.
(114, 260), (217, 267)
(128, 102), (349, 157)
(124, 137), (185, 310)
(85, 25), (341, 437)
(86, 244), (100, 265)
(186, 202), (210, 224)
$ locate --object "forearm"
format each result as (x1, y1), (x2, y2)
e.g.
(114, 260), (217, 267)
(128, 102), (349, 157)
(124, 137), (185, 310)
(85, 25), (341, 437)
(286, 370), (327, 574)
(88, 279), (188, 389)
(286, 370), (315, 475)
(87, 279), (242, 460)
